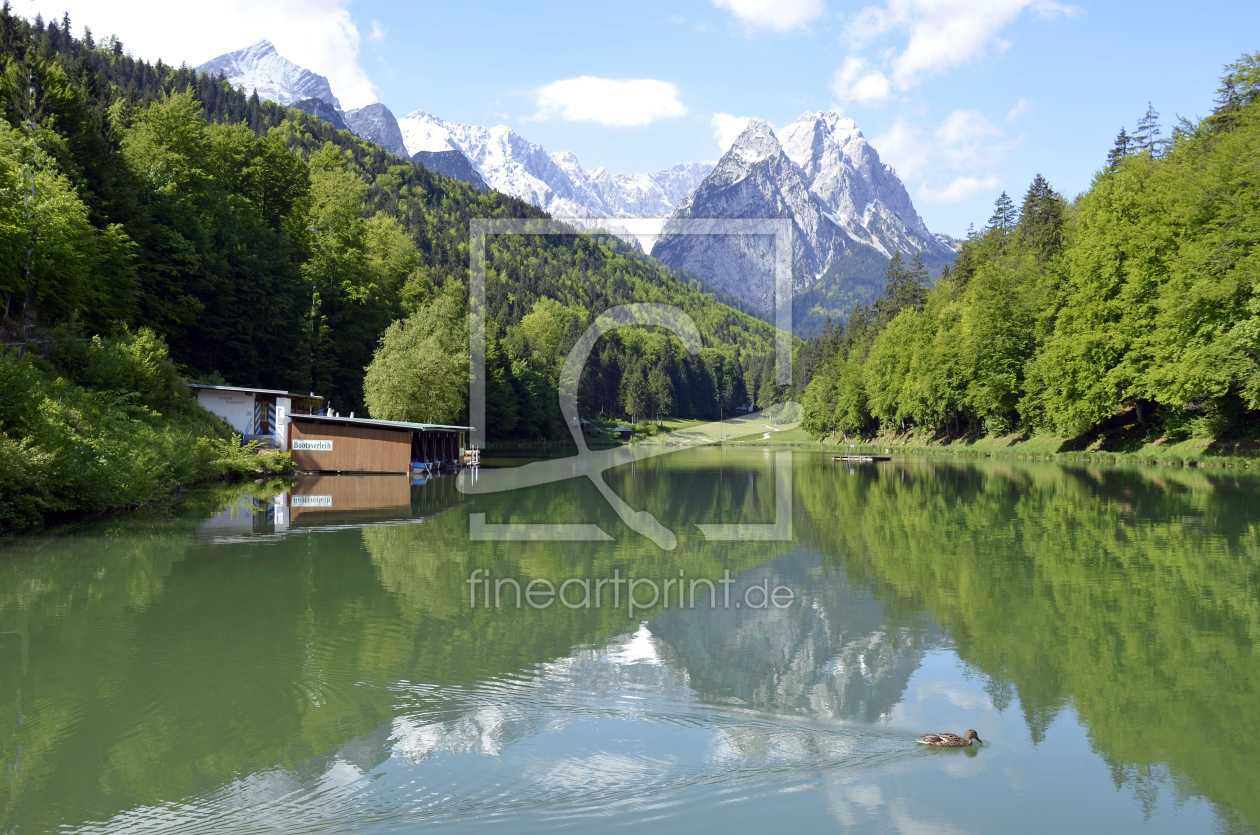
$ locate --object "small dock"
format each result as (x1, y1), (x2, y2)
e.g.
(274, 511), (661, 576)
(835, 455), (891, 462)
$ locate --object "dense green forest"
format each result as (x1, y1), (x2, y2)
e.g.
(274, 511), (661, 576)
(0, 6), (780, 418)
(0, 7), (786, 527)
(800, 52), (1260, 448)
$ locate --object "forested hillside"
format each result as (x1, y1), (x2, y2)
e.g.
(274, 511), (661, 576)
(800, 52), (1260, 450)
(0, 6), (782, 443)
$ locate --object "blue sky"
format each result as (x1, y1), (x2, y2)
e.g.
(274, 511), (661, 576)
(33, 0), (1260, 235)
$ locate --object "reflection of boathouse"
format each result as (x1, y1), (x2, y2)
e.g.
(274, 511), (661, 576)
(194, 474), (464, 541)
(287, 474), (411, 523)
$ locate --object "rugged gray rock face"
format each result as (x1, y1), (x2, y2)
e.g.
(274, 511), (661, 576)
(290, 97), (346, 131)
(197, 40), (340, 108)
(343, 103), (409, 159)
(652, 119), (846, 312)
(779, 111), (945, 258)
(196, 45), (954, 315)
(653, 112), (954, 319)
(411, 150), (490, 191)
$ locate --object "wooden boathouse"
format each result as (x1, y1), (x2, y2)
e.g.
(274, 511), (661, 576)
(288, 413), (470, 474)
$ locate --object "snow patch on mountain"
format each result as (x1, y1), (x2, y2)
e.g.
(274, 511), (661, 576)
(653, 112), (954, 315)
(397, 110), (713, 249)
(777, 110), (948, 260)
(197, 40), (341, 109)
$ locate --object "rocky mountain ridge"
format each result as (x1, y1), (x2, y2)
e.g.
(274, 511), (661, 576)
(196, 42), (955, 327)
(197, 40), (340, 109)
(397, 110), (715, 246)
(653, 114), (956, 324)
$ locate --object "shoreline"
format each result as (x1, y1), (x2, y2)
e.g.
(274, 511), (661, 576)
(717, 432), (1259, 470)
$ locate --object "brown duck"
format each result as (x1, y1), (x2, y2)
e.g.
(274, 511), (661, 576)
(916, 730), (982, 747)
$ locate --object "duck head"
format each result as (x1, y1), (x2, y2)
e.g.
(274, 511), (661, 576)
(964, 730), (982, 743)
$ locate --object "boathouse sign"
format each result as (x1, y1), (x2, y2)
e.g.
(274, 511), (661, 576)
(292, 439), (334, 451)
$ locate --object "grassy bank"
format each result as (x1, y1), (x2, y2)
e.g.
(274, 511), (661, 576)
(0, 329), (291, 534)
(477, 409), (1259, 470)
(719, 421), (1260, 469)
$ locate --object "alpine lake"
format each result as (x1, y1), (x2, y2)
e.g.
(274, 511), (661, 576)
(2, 447), (1258, 833)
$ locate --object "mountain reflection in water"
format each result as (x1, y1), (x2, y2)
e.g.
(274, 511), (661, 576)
(0, 451), (1255, 834)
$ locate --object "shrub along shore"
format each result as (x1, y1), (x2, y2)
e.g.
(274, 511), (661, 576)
(0, 328), (289, 534)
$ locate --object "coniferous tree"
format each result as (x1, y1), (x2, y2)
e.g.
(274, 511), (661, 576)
(1106, 127), (1132, 171)
(1132, 102), (1165, 156)
(1205, 51), (1260, 133)
(873, 252), (928, 327)
(907, 251), (929, 286)
(1017, 174), (1066, 261)
(987, 191), (1017, 238)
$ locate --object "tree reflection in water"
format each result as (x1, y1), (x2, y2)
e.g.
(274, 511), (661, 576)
(0, 452), (1256, 832)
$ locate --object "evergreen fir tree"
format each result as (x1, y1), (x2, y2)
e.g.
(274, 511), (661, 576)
(1106, 127), (1131, 171)
(908, 251), (929, 286)
(988, 191), (1017, 237)
(1132, 102), (1165, 156)
(1206, 53), (1260, 133)
(1017, 174), (1065, 260)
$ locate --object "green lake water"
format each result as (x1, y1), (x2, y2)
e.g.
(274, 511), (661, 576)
(2, 448), (1258, 833)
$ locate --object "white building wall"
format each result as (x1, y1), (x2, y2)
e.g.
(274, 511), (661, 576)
(275, 397), (292, 449)
(197, 389), (255, 435)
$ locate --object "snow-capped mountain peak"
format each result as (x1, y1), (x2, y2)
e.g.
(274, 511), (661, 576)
(395, 110), (714, 248)
(196, 40), (341, 110)
(193, 44), (952, 321)
(652, 111), (954, 320)
(777, 109), (939, 254)
(396, 110), (460, 154)
(720, 118), (782, 169)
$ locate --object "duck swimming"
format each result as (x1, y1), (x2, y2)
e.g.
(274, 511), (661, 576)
(916, 730), (982, 747)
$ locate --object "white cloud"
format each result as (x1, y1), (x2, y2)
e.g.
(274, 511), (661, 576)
(531, 77), (687, 127)
(873, 110), (1013, 205)
(1006, 98), (1032, 120)
(711, 113), (754, 151)
(934, 109), (1004, 168)
(870, 117), (930, 178)
(843, 0), (1074, 95)
(919, 175), (1003, 204)
(711, 0), (826, 32)
(368, 21), (386, 42)
(829, 56), (891, 106)
(1030, 0), (1081, 20)
(28, 0), (379, 108)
